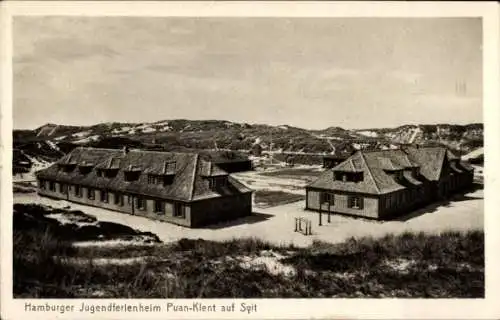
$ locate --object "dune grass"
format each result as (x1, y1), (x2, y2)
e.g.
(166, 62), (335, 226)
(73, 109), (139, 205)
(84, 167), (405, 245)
(13, 203), (484, 298)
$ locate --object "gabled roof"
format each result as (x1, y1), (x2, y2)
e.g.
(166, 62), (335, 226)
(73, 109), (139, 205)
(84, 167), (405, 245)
(308, 147), (463, 195)
(36, 147), (252, 201)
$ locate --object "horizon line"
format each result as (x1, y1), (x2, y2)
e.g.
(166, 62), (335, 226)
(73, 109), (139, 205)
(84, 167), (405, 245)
(13, 118), (484, 132)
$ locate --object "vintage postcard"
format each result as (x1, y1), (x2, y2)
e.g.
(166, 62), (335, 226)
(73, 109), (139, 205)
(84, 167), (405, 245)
(1, 1), (499, 319)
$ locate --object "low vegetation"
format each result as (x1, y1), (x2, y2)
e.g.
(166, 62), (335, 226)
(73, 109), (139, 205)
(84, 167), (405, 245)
(253, 190), (306, 208)
(259, 168), (322, 180)
(13, 203), (484, 298)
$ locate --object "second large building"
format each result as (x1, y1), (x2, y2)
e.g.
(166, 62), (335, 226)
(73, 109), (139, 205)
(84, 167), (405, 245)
(306, 146), (474, 220)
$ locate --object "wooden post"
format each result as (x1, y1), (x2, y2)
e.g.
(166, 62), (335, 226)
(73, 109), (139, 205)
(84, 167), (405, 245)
(308, 220), (312, 235)
(328, 202), (331, 223)
(294, 218), (298, 232)
(319, 208), (322, 226)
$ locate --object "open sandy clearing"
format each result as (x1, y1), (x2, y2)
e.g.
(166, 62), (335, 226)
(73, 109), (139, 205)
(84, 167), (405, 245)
(14, 187), (483, 248)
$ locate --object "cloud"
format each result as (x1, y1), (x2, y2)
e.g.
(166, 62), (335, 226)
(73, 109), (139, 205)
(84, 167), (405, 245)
(13, 17), (482, 130)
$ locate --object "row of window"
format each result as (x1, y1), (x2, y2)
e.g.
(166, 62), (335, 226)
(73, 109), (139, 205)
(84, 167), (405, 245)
(320, 192), (363, 209)
(39, 180), (186, 218)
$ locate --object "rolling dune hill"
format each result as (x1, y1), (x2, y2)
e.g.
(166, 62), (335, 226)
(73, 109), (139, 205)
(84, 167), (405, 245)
(13, 120), (483, 171)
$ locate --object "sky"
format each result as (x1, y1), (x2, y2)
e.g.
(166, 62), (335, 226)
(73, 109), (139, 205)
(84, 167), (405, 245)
(13, 17), (482, 130)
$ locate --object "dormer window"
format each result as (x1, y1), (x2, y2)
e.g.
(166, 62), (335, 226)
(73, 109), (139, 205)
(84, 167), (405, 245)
(124, 171), (140, 182)
(334, 171), (363, 182)
(411, 167), (420, 178)
(386, 170), (404, 182)
(97, 168), (118, 178)
(147, 174), (174, 186)
(59, 163), (76, 173)
(200, 160), (229, 189)
(78, 163), (94, 175)
(124, 165), (141, 182)
(208, 176), (227, 189)
(144, 161), (176, 186)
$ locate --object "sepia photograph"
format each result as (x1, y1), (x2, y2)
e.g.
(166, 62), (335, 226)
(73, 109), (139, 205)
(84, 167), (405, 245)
(2, 1), (499, 319)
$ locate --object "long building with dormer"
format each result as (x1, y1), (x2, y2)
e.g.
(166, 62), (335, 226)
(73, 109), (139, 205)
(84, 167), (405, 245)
(35, 147), (253, 227)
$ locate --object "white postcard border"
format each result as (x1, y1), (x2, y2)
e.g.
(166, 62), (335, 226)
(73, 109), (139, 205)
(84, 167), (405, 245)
(1, 1), (499, 319)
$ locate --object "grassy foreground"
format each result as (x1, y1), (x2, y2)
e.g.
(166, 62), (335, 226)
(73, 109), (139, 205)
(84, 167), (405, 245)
(13, 204), (484, 298)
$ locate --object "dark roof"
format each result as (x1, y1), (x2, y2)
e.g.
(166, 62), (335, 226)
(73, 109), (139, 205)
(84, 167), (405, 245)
(308, 146), (472, 195)
(403, 147), (446, 181)
(199, 161), (228, 177)
(36, 147), (252, 201)
(196, 150), (250, 163)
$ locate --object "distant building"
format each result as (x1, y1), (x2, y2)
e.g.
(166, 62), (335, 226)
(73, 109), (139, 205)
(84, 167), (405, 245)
(198, 150), (253, 173)
(250, 144), (263, 157)
(306, 146), (474, 220)
(322, 142), (356, 169)
(36, 147), (253, 228)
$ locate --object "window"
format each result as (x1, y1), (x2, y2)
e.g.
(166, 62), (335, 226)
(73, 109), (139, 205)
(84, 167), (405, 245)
(49, 181), (56, 192)
(148, 175), (157, 185)
(59, 183), (66, 193)
(96, 170), (103, 177)
(79, 166), (92, 175)
(61, 164), (75, 173)
(173, 203), (185, 218)
(124, 171), (140, 182)
(219, 177), (227, 187)
(104, 169), (118, 178)
(163, 175), (174, 186)
(154, 200), (164, 214)
(320, 192), (334, 205)
(39, 180), (46, 190)
(348, 196), (363, 209)
(114, 193), (124, 206)
(88, 188), (95, 200)
(74, 185), (82, 197)
(136, 197), (146, 210)
(208, 177), (227, 189)
(100, 190), (109, 203)
(412, 167), (420, 177)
